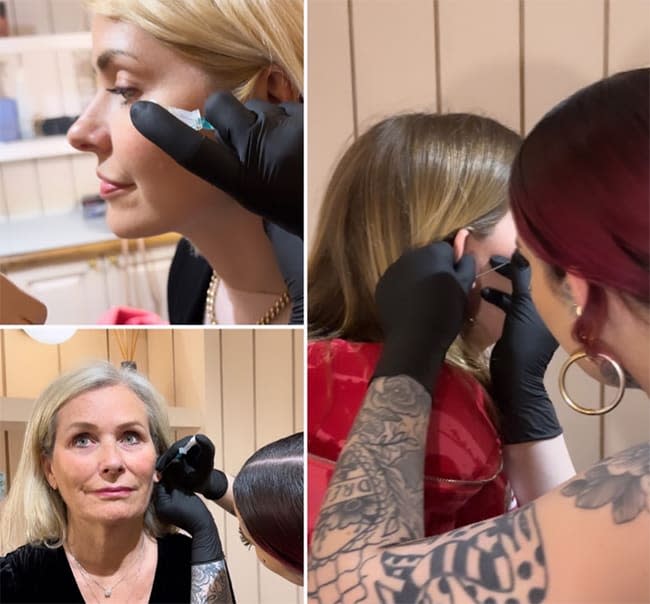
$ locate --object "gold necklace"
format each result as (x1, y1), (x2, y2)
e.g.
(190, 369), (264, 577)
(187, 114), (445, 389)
(67, 534), (145, 599)
(205, 271), (290, 325)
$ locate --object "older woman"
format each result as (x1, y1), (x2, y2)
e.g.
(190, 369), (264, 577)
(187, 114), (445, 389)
(308, 68), (649, 603)
(157, 432), (303, 585)
(68, 0), (303, 325)
(0, 362), (231, 603)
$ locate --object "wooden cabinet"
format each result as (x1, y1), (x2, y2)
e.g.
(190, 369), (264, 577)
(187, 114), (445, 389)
(5, 243), (176, 323)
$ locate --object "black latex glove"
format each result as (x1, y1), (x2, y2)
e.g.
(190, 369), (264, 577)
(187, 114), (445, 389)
(264, 221), (303, 324)
(130, 93), (303, 237)
(481, 250), (563, 444)
(153, 483), (223, 564)
(156, 434), (229, 501)
(373, 242), (476, 393)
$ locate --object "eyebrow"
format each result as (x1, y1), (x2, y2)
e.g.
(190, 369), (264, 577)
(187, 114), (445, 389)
(63, 420), (146, 433)
(95, 49), (139, 72)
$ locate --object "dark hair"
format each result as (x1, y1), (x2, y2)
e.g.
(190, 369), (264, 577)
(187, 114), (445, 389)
(233, 432), (303, 575)
(510, 68), (650, 353)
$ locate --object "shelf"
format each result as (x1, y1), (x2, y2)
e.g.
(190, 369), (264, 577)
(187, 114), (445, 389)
(1, 397), (203, 430)
(0, 32), (91, 54)
(0, 135), (83, 163)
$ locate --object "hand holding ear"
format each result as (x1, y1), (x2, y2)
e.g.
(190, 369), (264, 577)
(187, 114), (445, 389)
(481, 250), (562, 444)
(130, 92), (303, 237)
(373, 242), (476, 393)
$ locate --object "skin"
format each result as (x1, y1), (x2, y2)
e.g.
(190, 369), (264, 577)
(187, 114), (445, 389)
(68, 16), (288, 304)
(454, 211), (518, 350)
(41, 384), (159, 602)
(235, 504), (303, 586)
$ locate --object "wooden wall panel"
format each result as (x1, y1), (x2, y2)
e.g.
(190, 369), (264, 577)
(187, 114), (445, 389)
(59, 329), (107, 371)
(352, 0), (437, 130)
(523, 0), (604, 132)
(255, 330), (294, 447)
(220, 329), (259, 604)
(3, 330), (59, 397)
(293, 329), (303, 431)
(172, 329), (206, 409)
(146, 330), (175, 405)
(438, 0), (520, 132)
(1, 162), (42, 218)
(608, 0), (650, 73)
(307, 0), (355, 242)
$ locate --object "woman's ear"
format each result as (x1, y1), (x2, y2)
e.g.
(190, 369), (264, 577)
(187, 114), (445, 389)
(451, 228), (471, 263)
(565, 272), (589, 312)
(41, 455), (57, 490)
(251, 66), (300, 103)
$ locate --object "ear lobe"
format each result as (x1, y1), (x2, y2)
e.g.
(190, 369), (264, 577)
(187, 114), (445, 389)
(251, 66), (300, 103)
(451, 228), (471, 263)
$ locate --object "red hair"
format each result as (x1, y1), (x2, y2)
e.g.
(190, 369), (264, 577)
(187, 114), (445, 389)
(510, 68), (649, 352)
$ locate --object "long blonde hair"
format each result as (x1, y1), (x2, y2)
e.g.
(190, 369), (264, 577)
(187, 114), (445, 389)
(0, 362), (173, 555)
(84, 0), (304, 98)
(309, 113), (521, 384)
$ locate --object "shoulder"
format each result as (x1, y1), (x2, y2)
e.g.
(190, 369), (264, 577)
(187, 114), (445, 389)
(1, 543), (65, 601)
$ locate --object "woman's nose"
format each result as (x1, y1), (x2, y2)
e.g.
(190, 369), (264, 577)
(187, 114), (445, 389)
(99, 442), (126, 476)
(67, 104), (111, 156)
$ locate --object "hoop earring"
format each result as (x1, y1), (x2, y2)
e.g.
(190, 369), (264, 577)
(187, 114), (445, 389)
(558, 351), (625, 415)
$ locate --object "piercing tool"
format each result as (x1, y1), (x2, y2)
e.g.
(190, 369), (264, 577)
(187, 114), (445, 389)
(475, 260), (510, 279)
(160, 434), (198, 473)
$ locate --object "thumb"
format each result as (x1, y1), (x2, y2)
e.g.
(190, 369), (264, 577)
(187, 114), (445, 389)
(204, 91), (257, 144)
(455, 254), (476, 293)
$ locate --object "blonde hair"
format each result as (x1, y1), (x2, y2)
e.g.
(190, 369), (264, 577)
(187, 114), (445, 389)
(84, 0), (303, 98)
(0, 361), (173, 555)
(309, 113), (521, 384)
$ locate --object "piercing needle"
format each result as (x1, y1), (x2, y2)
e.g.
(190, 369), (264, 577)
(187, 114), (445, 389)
(475, 260), (510, 279)
(160, 435), (198, 474)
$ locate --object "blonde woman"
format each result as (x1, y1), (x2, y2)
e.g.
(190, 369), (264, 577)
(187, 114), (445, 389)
(0, 362), (232, 603)
(68, 0), (303, 325)
(307, 113), (571, 539)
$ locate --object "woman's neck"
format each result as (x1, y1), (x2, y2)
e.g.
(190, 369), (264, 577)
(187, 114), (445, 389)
(65, 515), (145, 575)
(183, 201), (286, 295)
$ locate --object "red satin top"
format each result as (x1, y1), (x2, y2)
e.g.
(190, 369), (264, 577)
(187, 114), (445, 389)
(308, 339), (509, 542)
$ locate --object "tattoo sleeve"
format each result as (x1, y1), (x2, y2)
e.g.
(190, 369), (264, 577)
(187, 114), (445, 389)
(191, 559), (235, 604)
(560, 441), (650, 523)
(309, 375), (431, 601)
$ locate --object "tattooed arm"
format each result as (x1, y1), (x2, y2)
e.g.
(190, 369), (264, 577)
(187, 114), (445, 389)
(309, 430), (650, 603)
(191, 560), (235, 604)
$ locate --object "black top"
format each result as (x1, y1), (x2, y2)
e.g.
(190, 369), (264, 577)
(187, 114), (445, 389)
(0, 533), (191, 603)
(167, 222), (303, 325)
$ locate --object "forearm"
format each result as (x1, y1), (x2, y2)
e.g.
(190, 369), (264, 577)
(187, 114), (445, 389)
(191, 559), (235, 604)
(504, 434), (576, 504)
(309, 375), (431, 601)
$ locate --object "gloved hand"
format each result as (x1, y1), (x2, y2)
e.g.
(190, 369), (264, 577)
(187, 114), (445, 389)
(481, 250), (563, 444)
(156, 434), (229, 501)
(153, 483), (223, 564)
(130, 92), (303, 237)
(373, 242), (476, 393)
(264, 221), (303, 324)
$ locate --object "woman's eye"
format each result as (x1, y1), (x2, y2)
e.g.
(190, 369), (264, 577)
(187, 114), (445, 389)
(238, 528), (253, 550)
(72, 434), (93, 448)
(121, 431), (142, 445)
(106, 86), (139, 105)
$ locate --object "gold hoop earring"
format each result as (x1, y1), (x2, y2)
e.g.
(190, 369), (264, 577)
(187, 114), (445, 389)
(558, 351), (625, 415)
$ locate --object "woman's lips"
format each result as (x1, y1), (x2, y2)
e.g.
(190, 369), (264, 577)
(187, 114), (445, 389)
(93, 487), (134, 498)
(98, 177), (135, 198)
